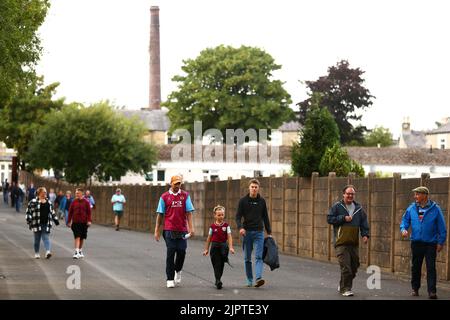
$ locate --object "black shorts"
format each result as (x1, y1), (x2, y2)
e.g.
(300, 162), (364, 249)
(71, 223), (88, 239)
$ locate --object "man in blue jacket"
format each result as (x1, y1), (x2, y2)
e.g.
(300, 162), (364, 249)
(400, 186), (447, 299)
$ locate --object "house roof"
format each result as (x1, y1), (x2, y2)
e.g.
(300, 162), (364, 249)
(427, 122), (450, 134)
(277, 121), (302, 132)
(400, 130), (427, 148)
(157, 145), (450, 166)
(346, 147), (450, 166)
(120, 109), (171, 131)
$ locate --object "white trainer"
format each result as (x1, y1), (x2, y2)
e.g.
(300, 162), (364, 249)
(174, 271), (182, 285)
(34, 253), (40, 259)
(73, 252), (80, 259)
(45, 251), (52, 259)
(342, 290), (354, 297)
(78, 250), (84, 258)
(166, 280), (175, 288)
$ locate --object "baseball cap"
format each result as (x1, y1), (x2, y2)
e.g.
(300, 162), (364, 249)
(171, 175), (182, 185)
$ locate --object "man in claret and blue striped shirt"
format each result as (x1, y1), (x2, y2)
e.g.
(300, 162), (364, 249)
(154, 175), (195, 288)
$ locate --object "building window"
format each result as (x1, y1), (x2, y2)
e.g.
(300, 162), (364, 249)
(441, 139), (446, 149)
(210, 175), (219, 181)
(254, 170), (263, 177)
(1, 165), (4, 170)
(157, 170), (165, 181)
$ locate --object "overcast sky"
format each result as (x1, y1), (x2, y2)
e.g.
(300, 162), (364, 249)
(36, 0), (450, 139)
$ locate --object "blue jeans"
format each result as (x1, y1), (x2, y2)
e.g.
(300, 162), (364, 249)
(15, 198), (22, 212)
(34, 225), (51, 253)
(163, 230), (187, 280)
(243, 231), (264, 282)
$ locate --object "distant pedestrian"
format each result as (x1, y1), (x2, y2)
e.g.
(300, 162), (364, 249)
(12, 182), (24, 212)
(236, 178), (272, 288)
(67, 188), (92, 259)
(54, 190), (65, 220)
(327, 185), (369, 297)
(60, 191), (73, 224)
(48, 188), (57, 204)
(400, 186), (447, 299)
(203, 205), (235, 289)
(2, 179), (9, 204)
(111, 188), (125, 231)
(27, 183), (36, 202)
(154, 175), (195, 288)
(26, 187), (59, 259)
(84, 189), (96, 210)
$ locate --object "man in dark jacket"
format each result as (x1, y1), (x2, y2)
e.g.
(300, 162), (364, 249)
(327, 185), (369, 297)
(236, 179), (272, 288)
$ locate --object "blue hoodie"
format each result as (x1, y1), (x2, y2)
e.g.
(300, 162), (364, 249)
(400, 200), (447, 245)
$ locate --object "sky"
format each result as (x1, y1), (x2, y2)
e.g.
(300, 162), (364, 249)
(36, 0), (450, 139)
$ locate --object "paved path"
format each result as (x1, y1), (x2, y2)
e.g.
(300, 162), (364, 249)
(1, 201), (449, 300)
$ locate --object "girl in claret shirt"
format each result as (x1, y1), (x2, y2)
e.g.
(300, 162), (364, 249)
(203, 205), (235, 289)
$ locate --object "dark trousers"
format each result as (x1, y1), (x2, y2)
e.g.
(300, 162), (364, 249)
(411, 241), (437, 294)
(210, 242), (229, 282)
(163, 231), (187, 281)
(336, 245), (360, 292)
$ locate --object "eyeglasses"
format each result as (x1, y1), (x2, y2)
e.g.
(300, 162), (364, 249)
(345, 193), (355, 196)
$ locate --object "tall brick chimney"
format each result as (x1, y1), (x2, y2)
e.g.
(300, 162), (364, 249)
(148, 6), (161, 110)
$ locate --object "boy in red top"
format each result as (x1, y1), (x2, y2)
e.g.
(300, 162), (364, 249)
(203, 205), (235, 289)
(67, 188), (92, 259)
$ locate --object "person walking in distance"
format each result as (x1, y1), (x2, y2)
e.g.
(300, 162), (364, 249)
(236, 179), (272, 288)
(26, 187), (59, 259)
(67, 188), (92, 259)
(154, 175), (195, 288)
(203, 205), (235, 289)
(327, 185), (369, 297)
(111, 188), (126, 231)
(400, 186), (447, 299)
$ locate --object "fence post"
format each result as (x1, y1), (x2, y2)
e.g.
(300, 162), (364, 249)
(391, 173), (401, 272)
(447, 177), (450, 280)
(282, 176), (286, 252)
(311, 172), (319, 258)
(366, 173), (375, 267)
(327, 172), (336, 261)
(296, 176), (300, 256)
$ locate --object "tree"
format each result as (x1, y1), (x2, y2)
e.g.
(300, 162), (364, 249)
(319, 143), (365, 177)
(0, 0), (50, 106)
(0, 77), (64, 167)
(291, 95), (340, 177)
(297, 60), (375, 145)
(364, 126), (394, 147)
(164, 45), (294, 141)
(24, 101), (158, 184)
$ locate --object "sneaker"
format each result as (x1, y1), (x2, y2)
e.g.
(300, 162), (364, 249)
(45, 251), (52, 259)
(174, 271), (182, 285)
(166, 280), (175, 288)
(429, 293), (438, 299)
(73, 252), (80, 259)
(411, 289), (419, 296)
(78, 251), (84, 258)
(246, 280), (253, 287)
(254, 278), (265, 288)
(216, 280), (223, 290)
(342, 291), (354, 297)
(34, 253), (40, 259)
(116, 225), (120, 231)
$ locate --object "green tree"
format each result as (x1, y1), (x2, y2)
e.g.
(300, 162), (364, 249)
(24, 101), (158, 184)
(0, 77), (64, 167)
(319, 143), (365, 177)
(0, 0), (50, 106)
(364, 126), (394, 147)
(164, 45), (294, 140)
(297, 60), (374, 145)
(291, 95), (340, 177)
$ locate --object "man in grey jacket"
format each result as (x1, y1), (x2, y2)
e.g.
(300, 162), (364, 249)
(327, 184), (369, 297)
